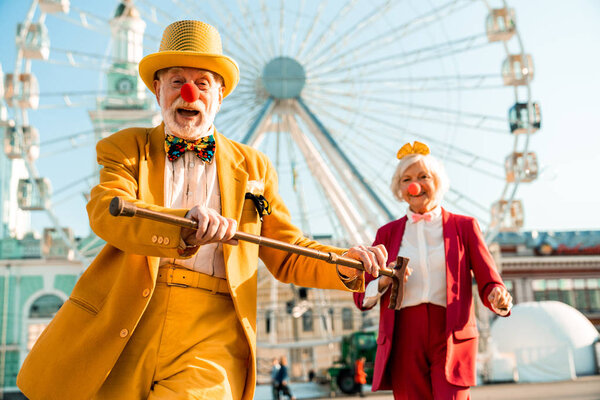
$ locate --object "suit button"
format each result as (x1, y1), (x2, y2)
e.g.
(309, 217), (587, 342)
(164, 237), (170, 245)
(152, 235), (158, 243)
(142, 289), (151, 297)
(158, 236), (164, 244)
(120, 329), (129, 338)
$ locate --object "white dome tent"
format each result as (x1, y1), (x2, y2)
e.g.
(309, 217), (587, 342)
(488, 301), (600, 383)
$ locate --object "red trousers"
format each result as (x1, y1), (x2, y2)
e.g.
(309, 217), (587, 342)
(390, 303), (470, 400)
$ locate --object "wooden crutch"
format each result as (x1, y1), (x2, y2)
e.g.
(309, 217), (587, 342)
(109, 196), (408, 309)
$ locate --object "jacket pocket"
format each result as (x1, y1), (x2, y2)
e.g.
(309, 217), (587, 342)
(69, 296), (100, 315)
(453, 325), (478, 340)
(376, 334), (387, 345)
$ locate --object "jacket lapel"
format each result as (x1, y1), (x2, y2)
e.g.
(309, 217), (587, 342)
(442, 208), (460, 332)
(143, 123), (166, 206)
(214, 130), (248, 271)
(142, 123), (166, 281)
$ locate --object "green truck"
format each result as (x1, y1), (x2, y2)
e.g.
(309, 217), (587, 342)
(328, 330), (378, 394)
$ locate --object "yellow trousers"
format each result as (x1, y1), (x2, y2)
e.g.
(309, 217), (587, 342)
(94, 273), (250, 400)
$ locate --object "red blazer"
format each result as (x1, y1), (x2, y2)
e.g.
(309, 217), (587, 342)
(353, 209), (508, 389)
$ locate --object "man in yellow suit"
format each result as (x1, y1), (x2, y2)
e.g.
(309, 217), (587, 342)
(17, 20), (386, 400)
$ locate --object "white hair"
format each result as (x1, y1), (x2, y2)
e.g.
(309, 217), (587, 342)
(390, 153), (450, 206)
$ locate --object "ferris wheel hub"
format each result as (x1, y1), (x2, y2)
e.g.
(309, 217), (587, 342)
(261, 56), (306, 99)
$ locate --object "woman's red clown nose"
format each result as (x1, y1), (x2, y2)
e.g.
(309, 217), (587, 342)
(180, 82), (200, 103)
(408, 182), (421, 196)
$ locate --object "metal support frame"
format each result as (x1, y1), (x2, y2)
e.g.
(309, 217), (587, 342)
(285, 112), (371, 244)
(240, 97), (274, 147)
(296, 98), (394, 223)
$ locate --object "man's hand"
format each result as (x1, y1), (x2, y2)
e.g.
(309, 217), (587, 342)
(488, 286), (513, 316)
(181, 205), (238, 246)
(338, 244), (387, 279)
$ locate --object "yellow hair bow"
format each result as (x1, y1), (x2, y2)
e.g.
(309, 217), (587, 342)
(396, 141), (430, 159)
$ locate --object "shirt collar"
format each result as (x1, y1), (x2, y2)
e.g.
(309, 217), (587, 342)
(163, 124), (215, 139)
(406, 205), (442, 224)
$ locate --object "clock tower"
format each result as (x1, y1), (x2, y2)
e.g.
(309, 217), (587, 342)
(88, 0), (160, 144)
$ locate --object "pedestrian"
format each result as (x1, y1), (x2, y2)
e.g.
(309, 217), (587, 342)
(271, 357), (281, 400)
(276, 356), (296, 400)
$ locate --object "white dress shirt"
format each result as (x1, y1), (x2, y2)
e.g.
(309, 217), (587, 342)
(159, 128), (226, 278)
(363, 206), (446, 309)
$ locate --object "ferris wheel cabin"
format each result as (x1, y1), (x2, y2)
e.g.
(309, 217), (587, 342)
(17, 178), (51, 211)
(505, 152), (539, 183)
(3, 72), (40, 110)
(502, 54), (534, 86)
(492, 199), (524, 232)
(486, 8), (516, 42)
(16, 22), (50, 61)
(509, 102), (541, 134)
(39, 0), (70, 14)
(42, 227), (75, 260)
(4, 125), (39, 161)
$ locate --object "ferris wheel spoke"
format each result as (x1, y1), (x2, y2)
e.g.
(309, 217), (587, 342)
(215, 6), (271, 68)
(307, 0), (473, 73)
(356, 96), (506, 124)
(302, 0), (395, 70)
(310, 73), (500, 86)
(135, 0), (180, 26)
(352, 103), (508, 135)
(296, 0), (359, 61)
(348, 95), (509, 134)
(51, 172), (97, 199)
(294, 1), (329, 60)
(286, 0), (306, 56)
(37, 101), (93, 110)
(259, 0), (278, 59)
(318, 104), (505, 174)
(444, 197), (490, 226)
(310, 74), (504, 93)
(234, 0), (274, 62)
(278, 0), (285, 55)
(48, 6), (110, 34)
(311, 32), (489, 78)
(443, 154), (504, 180)
(446, 187), (490, 215)
(175, 0), (268, 68)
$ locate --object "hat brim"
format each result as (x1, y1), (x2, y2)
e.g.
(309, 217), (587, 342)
(139, 51), (239, 98)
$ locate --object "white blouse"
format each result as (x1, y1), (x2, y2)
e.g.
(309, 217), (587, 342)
(363, 206), (447, 309)
(158, 128), (226, 278)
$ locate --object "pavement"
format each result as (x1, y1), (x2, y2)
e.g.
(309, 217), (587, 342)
(255, 375), (600, 400)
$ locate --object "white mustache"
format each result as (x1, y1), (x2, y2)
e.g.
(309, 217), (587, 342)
(171, 97), (200, 112)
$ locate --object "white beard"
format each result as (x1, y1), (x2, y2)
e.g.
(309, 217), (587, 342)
(160, 94), (218, 140)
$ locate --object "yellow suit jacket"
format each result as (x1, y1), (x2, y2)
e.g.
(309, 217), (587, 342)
(17, 124), (364, 400)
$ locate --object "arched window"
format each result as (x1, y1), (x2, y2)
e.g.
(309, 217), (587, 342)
(27, 294), (63, 350)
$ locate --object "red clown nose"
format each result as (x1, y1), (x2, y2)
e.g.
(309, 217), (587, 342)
(408, 182), (421, 196)
(180, 82), (200, 103)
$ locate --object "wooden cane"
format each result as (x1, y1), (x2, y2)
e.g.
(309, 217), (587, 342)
(108, 196), (397, 279)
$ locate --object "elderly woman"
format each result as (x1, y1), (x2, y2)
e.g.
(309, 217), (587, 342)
(353, 141), (512, 400)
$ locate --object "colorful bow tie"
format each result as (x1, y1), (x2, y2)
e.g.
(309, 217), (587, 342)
(411, 213), (432, 223)
(165, 134), (215, 163)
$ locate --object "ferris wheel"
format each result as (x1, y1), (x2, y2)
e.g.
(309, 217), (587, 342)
(1, 0), (541, 263)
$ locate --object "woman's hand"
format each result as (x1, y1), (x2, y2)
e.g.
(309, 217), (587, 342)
(379, 261), (412, 292)
(488, 286), (513, 316)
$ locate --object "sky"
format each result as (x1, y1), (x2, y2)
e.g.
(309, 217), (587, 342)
(0, 0), (599, 242)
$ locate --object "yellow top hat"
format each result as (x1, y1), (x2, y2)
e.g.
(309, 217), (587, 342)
(139, 20), (239, 98)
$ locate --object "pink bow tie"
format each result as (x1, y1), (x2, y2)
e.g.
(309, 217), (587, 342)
(412, 213), (432, 223)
